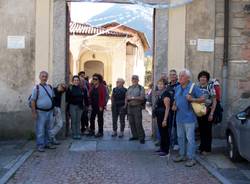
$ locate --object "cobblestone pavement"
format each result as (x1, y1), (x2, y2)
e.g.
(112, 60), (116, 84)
(8, 107), (219, 184)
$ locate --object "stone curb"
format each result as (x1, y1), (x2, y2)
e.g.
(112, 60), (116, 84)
(196, 155), (233, 184)
(0, 149), (33, 184)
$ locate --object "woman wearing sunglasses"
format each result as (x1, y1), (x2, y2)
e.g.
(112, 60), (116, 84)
(88, 73), (106, 137)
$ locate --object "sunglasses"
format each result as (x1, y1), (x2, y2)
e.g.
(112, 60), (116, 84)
(93, 78), (98, 81)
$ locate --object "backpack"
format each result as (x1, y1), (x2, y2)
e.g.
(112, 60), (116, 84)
(104, 86), (110, 106)
(28, 84), (54, 111)
(28, 85), (39, 108)
(139, 85), (147, 109)
(209, 79), (223, 124)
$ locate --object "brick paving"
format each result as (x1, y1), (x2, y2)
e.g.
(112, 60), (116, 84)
(8, 107), (220, 184)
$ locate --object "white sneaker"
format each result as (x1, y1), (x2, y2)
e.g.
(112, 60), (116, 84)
(173, 145), (179, 151)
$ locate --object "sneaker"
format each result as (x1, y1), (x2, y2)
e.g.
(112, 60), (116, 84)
(37, 147), (45, 152)
(140, 140), (145, 144)
(200, 151), (210, 156)
(173, 155), (186, 162)
(87, 132), (94, 136)
(111, 131), (117, 137)
(185, 159), (196, 167)
(159, 152), (168, 157)
(84, 129), (90, 135)
(129, 137), (138, 141)
(45, 144), (56, 149)
(155, 149), (163, 153)
(76, 135), (81, 140)
(118, 132), (124, 138)
(159, 153), (170, 160)
(95, 133), (103, 138)
(173, 145), (179, 151)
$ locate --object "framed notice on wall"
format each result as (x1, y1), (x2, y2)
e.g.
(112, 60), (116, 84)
(197, 39), (214, 52)
(7, 36), (25, 49)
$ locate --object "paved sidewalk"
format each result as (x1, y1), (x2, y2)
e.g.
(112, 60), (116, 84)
(5, 107), (219, 184)
(197, 139), (250, 184)
(0, 141), (33, 184)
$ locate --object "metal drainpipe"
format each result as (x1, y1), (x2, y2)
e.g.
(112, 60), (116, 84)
(222, 0), (230, 111)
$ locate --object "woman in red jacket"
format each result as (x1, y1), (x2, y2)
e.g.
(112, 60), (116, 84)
(88, 73), (106, 137)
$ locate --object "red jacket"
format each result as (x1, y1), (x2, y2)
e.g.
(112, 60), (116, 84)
(89, 84), (106, 108)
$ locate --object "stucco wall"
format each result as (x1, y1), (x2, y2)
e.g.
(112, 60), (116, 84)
(184, 0), (250, 137)
(0, 0), (36, 139)
(215, 0), (250, 121)
(185, 0), (216, 79)
(70, 34), (146, 88)
(153, 8), (169, 83)
(168, 0), (186, 71)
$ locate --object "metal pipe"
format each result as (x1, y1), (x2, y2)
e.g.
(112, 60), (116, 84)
(222, 0), (229, 109)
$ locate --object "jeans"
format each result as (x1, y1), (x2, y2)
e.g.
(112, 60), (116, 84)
(70, 105), (82, 137)
(177, 122), (196, 159)
(49, 107), (63, 140)
(112, 105), (126, 132)
(36, 110), (53, 148)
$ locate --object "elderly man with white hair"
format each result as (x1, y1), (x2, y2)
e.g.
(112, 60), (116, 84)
(172, 69), (205, 167)
(111, 78), (127, 138)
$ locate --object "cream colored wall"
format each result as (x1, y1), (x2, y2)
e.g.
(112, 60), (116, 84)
(168, 2), (186, 73)
(70, 32), (146, 88)
(79, 50), (111, 83)
(133, 46), (146, 85)
(70, 35), (127, 87)
(35, 0), (54, 83)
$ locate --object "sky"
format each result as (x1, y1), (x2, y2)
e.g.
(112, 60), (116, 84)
(70, 2), (114, 23)
(70, 2), (153, 24)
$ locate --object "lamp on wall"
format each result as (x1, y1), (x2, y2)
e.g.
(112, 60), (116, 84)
(92, 54), (96, 59)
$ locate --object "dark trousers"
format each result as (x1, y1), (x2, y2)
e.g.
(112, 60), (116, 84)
(198, 113), (212, 152)
(128, 105), (145, 141)
(156, 113), (170, 154)
(112, 105), (126, 132)
(81, 108), (89, 132)
(90, 108), (104, 134)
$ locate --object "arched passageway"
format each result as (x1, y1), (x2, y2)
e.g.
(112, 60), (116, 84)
(84, 60), (104, 78)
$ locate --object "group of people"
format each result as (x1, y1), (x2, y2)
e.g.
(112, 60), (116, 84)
(30, 68), (222, 168)
(151, 69), (221, 167)
(30, 71), (147, 152)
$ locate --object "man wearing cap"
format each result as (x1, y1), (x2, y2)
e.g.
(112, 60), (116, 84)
(126, 75), (146, 144)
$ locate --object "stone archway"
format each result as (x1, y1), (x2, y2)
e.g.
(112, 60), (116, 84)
(84, 60), (104, 78)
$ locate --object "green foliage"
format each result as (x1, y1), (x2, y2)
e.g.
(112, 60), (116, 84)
(145, 71), (152, 87)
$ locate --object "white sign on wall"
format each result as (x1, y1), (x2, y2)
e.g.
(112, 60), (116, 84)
(7, 36), (25, 49)
(197, 39), (214, 52)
